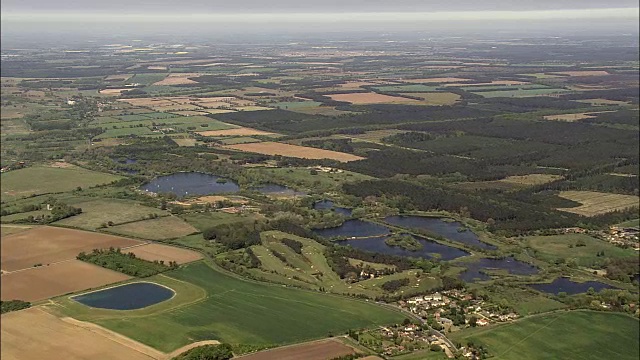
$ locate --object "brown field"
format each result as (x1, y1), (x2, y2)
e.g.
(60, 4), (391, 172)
(99, 88), (130, 95)
(400, 92), (461, 105)
(226, 142), (364, 162)
(0, 224), (33, 237)
(543, 111), (616, 122)
(152, 73), (201, 86)
(499, 174), (564, 186)
(1, 226), (143, 272)
(106, 216), (199, 240)
(557, 191), (640, 216)
(401, 77), (472, 83)
(1, 307), (160, 360)
(126, 243), (202, 264)
(327, 92), (418, 104)
(551, 70), (610, 77)
(198, 127), (276, 137)
(1, 260), (131, 301)
(235, 338), (357, 360)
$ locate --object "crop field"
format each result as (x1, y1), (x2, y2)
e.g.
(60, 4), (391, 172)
(451, 311), (639, 360)
(1, 166), (122, 201)
(1, 260), (131, 301)
(152, 73), (202, 86)
(105, 216), (199, 240)
(498, 174), (564, 186)
(525, 233), (637, 267)
(55, 261), (405, 352)
(1, 226), (143, 272)
(399, 92), (460, 105)
(55, 198), (168, 230)
(198, 127), (277, 137)
(235, 338), (358, 360)
(0, 224), (33, 236)
(327, 92), (419, 104)
(557, 191), (640, 216)
(543, 111), (616, 122)
(226, 142), (364, 162)
(126, 243), (202, 264)
(0, 307), (160, 360)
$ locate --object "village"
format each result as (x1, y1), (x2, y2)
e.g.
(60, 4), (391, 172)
(562, 226), (640, 250)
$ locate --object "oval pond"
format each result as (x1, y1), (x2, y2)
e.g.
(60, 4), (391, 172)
(528, 277), (616, 295)
(140, 172), (240, 198)
(72, 282), (174, 310)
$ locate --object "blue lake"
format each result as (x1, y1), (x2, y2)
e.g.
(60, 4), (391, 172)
(140, 172), (240, 198)
(336, 234), (470, 261)
(459, 257), (538, 283)
(313, 219), (390, 239)
(384, 215), (497, 250)
(529, 278), (616, 295)
(72, 282), (174, 310)
(313, 200), (352, 216)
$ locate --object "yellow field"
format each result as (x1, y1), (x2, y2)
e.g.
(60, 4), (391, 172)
(557, 191), (639, 216)
(226, 142), (364, 162)
(499, 174), (563, 186)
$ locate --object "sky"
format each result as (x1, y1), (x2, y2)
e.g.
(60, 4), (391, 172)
(2, 0), (638, 37)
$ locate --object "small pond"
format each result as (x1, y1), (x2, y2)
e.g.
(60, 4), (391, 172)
(458, 257), (538, 283)
(72, 282), (174, 310)
(313, 200), (352, 216)
(140, 172), (240, 198)
(336, 234), (470, 261)
(529, 278), (616, 295)
(254, 184), (306, 196)
(313, 219), (390, 239)
(384, 215), (497, 250)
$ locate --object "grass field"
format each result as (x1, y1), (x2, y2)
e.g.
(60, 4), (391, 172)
(55, 198), (168, 230)
(451, 311), (639, 360)
(55, 261), (405, 352)
(247, 167), (373, 192)
(525, 233), (636, 267)
(557, 191), (639, 216)
(106, 216), (199, 240)
(1, 166), (121, 201)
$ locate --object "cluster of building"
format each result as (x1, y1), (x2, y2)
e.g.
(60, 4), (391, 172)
(0, 161), (25, 173)
(371, 325), (449, 357)
(562, 226), (640, 250)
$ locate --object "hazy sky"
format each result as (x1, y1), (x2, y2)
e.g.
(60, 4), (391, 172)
(2, 0), (639, 14)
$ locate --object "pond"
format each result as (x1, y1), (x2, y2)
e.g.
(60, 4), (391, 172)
(458, 257), (538, 283)
(254, 184), (306, 197)
(528, 277), (616, 295)
(336, 234), (470, 261)
(313, 219), (390, 239)
(140, 172), (240, 198)
(72, 282), (174, 310)
(313, 200), (352, 216)
(384, 215), (497, 250)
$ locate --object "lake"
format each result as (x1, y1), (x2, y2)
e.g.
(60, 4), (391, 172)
(140, 172), (240, 198)
(459, 257), (538, 282)
(313, 200), (352, 216)
(336, 234), (470, 261)
(529, 277), (616, 295)
(384, 215), (497, 250)
(313, 219), (390, 239)
(72, 282), (174, 310)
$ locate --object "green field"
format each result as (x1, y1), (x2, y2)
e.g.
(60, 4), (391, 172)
(55, 198), (168, 230)
(451, 311), (639, 360)
(247, 167), (373, 193)
(127, 73), (169, 86)
(56, 261), (405, 352)
(525, 234), (637, 267)
(0, 166), (122, 201)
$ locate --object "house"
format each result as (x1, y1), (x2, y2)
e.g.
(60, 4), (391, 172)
(424, 293), (443, 302)
(477, 318), (489, 326)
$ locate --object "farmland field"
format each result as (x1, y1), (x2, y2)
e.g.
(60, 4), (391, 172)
(327, 92), (419, 104)
(126, 243), (202, 264)
(55, 261), (405, 352)
(1, 166), (122, 201)
(0, 307), (161, 360)
(226, 142), (364, 162)
(471, 88), (569, 98)
(1, 226), (143, 272)
(55, 198), (168, 230)
(451, 311), (639, 360)
(399, 92), (460, 105)
(498, 174), (564, 186)
(557, 191), (640, 216)
(105, 216), (199, 241)
(234, 338), (357, 360)
(1, 260), (131, 301)
(525, 233), (637, 267)
(197, 127), (277, 137)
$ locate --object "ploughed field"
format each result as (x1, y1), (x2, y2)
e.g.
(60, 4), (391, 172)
(234, 338), (358, 360)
